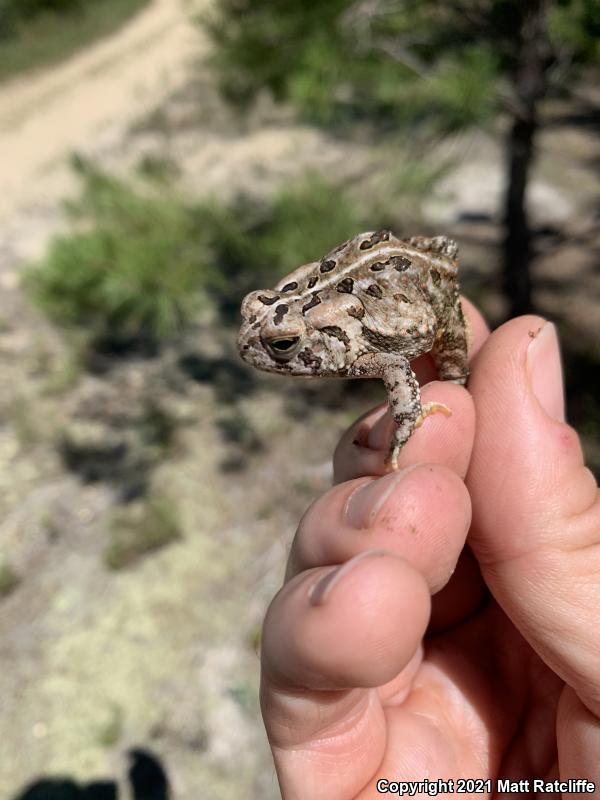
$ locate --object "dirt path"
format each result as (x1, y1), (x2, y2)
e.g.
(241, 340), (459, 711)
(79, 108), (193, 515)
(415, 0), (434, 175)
(0, 0), (199, 229)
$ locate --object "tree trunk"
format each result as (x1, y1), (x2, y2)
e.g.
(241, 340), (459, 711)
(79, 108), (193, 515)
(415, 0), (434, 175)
(502, 0), (549, 318)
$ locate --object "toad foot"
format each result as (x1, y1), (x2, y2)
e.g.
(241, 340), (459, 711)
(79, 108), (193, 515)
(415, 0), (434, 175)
(385, 402), (452, 471)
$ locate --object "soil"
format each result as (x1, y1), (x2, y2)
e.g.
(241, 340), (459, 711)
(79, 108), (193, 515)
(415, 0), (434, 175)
(0, 1), (598, 797)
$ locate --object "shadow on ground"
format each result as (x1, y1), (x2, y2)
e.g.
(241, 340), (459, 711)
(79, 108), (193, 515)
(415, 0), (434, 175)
(14, 749), (169, 800)
(179, 351), (257, 403)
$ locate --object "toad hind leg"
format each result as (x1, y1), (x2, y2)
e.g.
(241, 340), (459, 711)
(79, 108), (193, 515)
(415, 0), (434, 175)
(430, 296), (470, 386)
(349, 353), (451, 470)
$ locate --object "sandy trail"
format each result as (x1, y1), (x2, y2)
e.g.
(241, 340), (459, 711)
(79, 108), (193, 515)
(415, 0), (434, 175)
(0, 0), (199, 229)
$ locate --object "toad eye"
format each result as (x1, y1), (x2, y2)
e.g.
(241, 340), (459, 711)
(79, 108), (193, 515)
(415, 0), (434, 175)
(271, 338), (298, 351)
(263, 336), (301, 361)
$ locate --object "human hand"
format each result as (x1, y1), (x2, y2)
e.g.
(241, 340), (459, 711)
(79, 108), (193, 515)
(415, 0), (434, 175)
(259, 302), (600, 799)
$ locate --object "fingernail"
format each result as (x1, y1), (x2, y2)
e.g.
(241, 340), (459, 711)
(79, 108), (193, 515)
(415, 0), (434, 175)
(309, 549), (389, 606)
(344, 466), (419, 529)
(526, 322), (565, 423)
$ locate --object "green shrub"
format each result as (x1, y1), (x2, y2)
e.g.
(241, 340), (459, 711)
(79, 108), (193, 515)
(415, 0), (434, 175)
(25, 160), (213, 347)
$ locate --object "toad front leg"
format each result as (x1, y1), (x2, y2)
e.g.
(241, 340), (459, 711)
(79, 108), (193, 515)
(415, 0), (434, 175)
(349, 353), (451, 470)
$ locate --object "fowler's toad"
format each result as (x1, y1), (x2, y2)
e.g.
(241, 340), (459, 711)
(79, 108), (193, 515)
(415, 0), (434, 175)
(237, 230), (469, 468)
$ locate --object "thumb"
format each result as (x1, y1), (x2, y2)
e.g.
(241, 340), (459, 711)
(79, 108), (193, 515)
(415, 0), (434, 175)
(467, 316), (600, 714)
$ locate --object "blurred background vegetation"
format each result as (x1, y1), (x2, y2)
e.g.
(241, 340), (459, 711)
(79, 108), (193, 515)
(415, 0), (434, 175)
(0, 0), (598, 797)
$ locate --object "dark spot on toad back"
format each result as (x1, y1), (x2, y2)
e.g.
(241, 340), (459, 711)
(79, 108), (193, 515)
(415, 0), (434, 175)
(273, 303), (289, 325)
(336, 277), (354, 293)
(282, 281), (298, 292)
(302, 293), (321, 314)
(359, 230), (391, 250)
(347, 305), (365, 320)
(366, 284), (383, 298)
(320, 259), (336, 273)
(430, 269), (441, 286)
(258, 294), (279, 305)
(307, 275), (319, 289)
(370, 261), (386, 271)
(392, 256), (411, 271)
